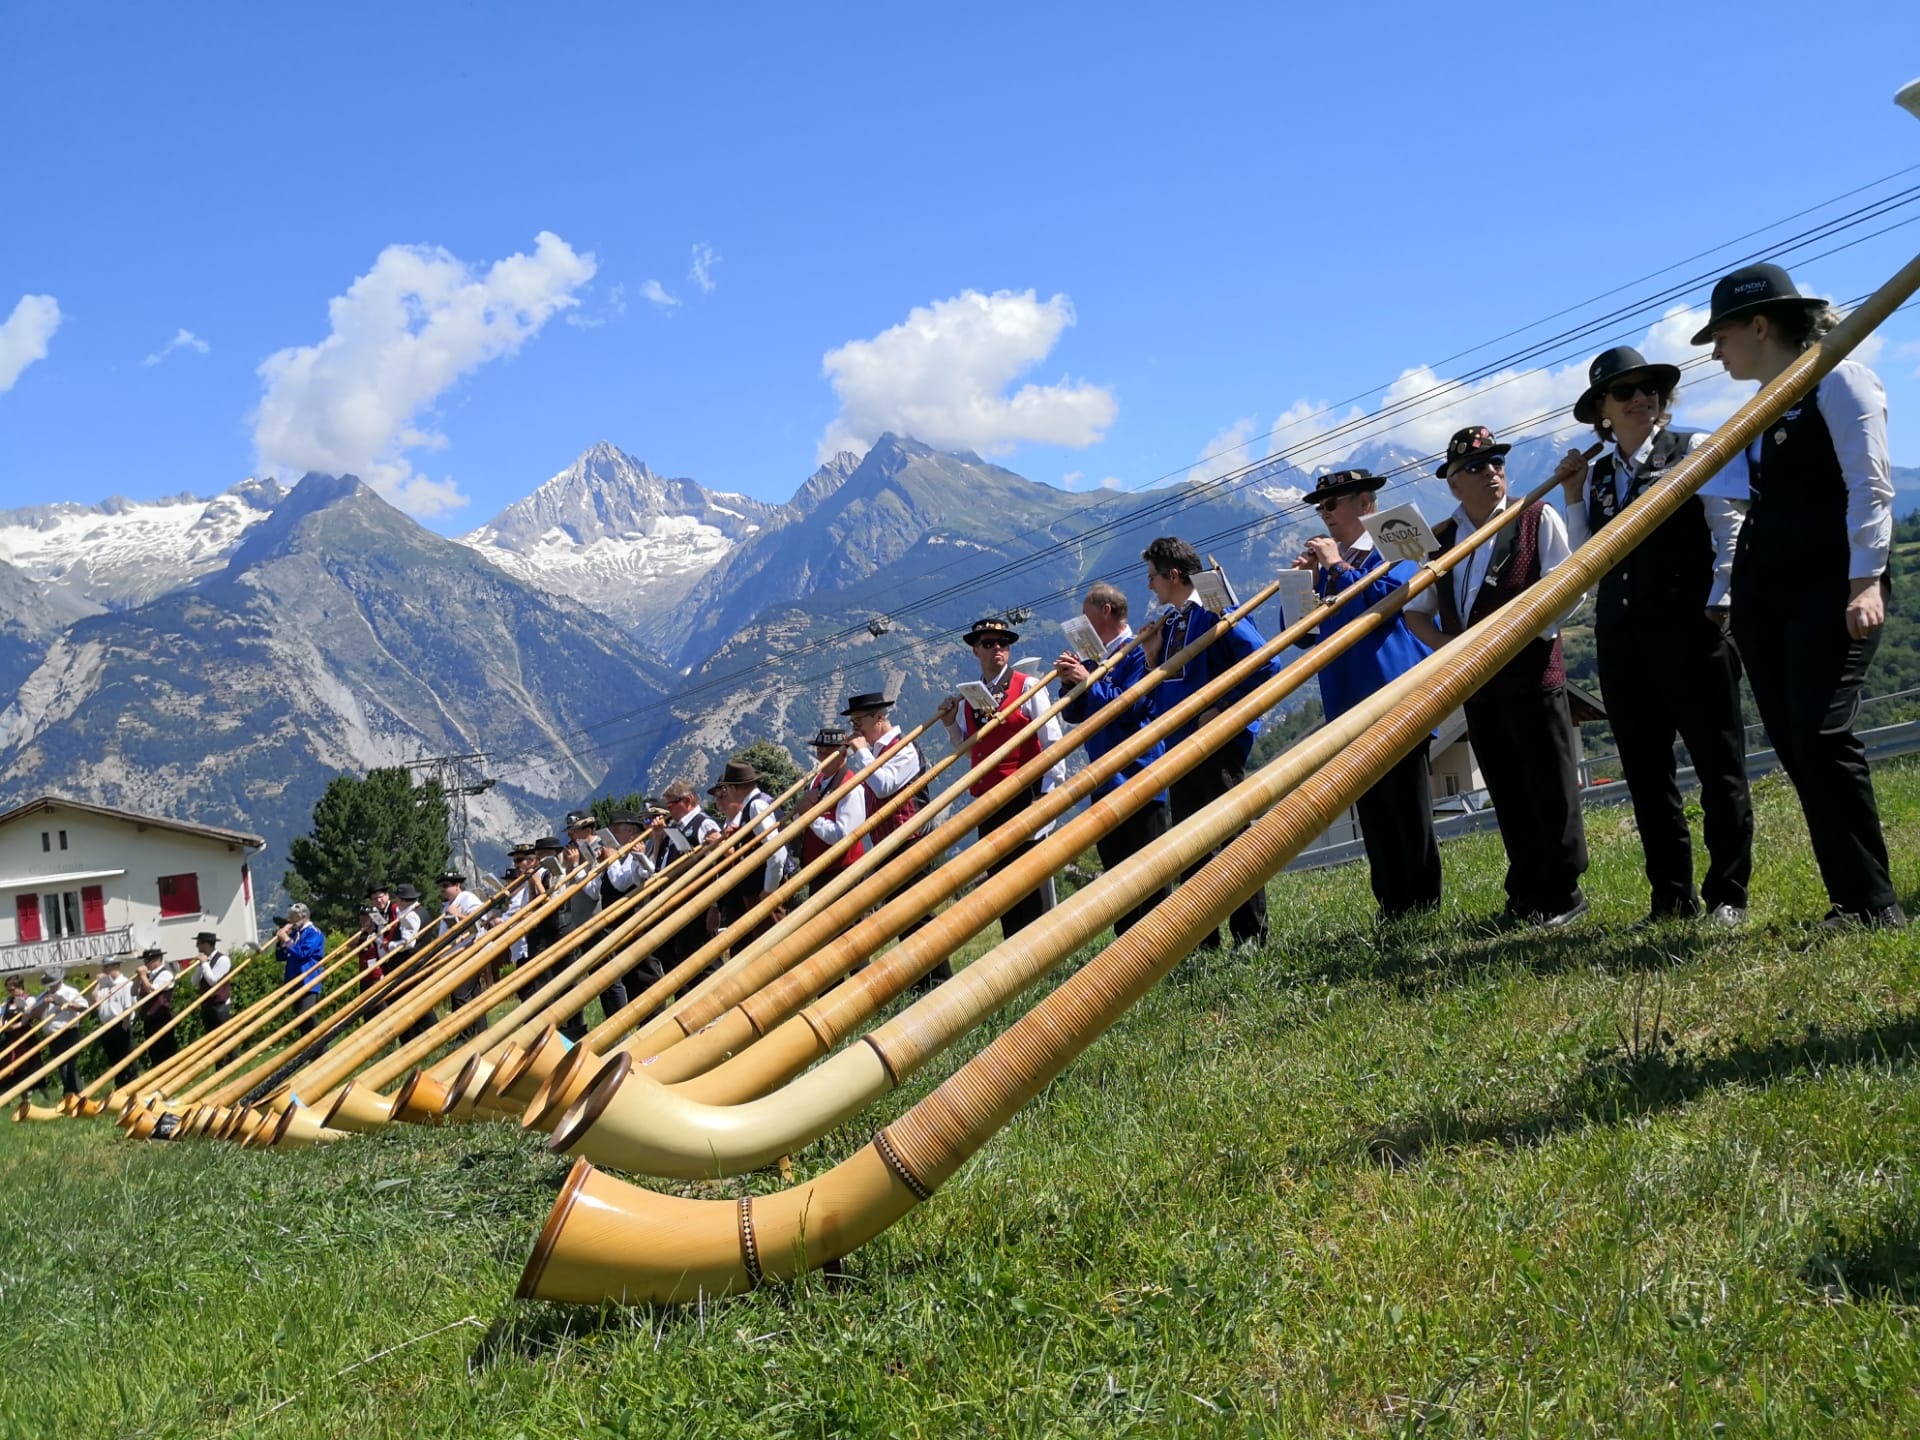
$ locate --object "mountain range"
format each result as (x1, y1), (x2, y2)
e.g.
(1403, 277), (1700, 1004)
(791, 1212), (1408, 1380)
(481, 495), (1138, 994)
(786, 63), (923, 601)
(2, 439), (1915, 906)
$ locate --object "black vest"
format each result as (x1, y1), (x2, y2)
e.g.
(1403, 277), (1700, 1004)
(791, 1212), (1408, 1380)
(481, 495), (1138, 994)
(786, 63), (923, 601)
(1733, 380), (1847, 591)
(1433, 502), (1564, 699)
(1586, 428), (1718, 627)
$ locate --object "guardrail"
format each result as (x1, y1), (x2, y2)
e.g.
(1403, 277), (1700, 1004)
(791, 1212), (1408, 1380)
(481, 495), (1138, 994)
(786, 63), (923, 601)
(0, 926), (135, 977)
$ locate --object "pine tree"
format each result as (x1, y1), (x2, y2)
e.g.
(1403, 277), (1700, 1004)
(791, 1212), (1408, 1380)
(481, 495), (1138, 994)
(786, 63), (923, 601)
(284, 768), (452, 929)
(731, 740), (804, 802)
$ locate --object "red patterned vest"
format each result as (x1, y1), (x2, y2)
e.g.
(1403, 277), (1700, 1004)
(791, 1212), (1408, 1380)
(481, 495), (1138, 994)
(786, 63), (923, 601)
(964, 669), (1044, 798)
(798, 769), (869, 871)
(861, 732), (924, 839)
(1435, 501), (1566, 700)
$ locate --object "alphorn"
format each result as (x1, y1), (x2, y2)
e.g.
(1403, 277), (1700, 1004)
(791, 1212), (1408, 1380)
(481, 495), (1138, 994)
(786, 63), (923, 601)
(516, 246), (1920, 1304)
(240, 832), (686, 1121)
(0, 976), (99, 1079)
(482, 634), (1222, 1111)
(0, 977), (122, 1109)
(541, 470), (1574, 1171)
(83, 953), (272, 1103)
(517, 536), (1451, 1126)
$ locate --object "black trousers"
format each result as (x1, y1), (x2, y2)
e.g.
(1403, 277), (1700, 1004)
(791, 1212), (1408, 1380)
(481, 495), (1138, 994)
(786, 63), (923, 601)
(199, 998), (233, 1066)
(1466, 687), (1588, 917)
(1732, 577), (1896, 913)
(142, 1006), (177, 1067)
(1095, 793), (1171, 936)
(1598, 613), (1753, 914)
(100, 1020), (134, 1074)
(48, 1029), (82, 1097)
(1169, 749), (1269, 947)
(1353, 740), (1442, 919)
(292, 989), (321, 1037)
(974, 788), (1055, 938)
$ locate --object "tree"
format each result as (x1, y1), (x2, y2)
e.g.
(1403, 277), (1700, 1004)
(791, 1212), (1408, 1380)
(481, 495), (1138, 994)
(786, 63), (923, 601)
(285, 768), (451, 930)
(588, 792), (652, 828)
(732, 739), (804, 802)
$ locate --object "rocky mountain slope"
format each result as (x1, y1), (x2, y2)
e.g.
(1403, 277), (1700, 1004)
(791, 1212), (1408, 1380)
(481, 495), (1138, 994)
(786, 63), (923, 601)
(457, 442), (791, 648)
(0, 475), (676, 894)
(609, 433), (1323, 792)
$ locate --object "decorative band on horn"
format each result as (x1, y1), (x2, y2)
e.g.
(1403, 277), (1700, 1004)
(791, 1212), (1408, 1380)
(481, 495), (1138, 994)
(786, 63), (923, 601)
(874, 1127), (932, 1201)
(737, 1197), (763, 1287)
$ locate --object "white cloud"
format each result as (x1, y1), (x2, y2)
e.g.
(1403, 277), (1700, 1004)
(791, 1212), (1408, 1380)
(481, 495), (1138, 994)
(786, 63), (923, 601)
(252, 231), (594, 518)
(1225, 304), (1791, 486)
(1185, 417), (1260, 487)
(142, 328), (210, 367)
(0, 294), (61, 393)
(818, 288), (1118, 461)
(638, 279), (680, 310)
(564, 282), (628, 329)
(689, 243), (719, 293)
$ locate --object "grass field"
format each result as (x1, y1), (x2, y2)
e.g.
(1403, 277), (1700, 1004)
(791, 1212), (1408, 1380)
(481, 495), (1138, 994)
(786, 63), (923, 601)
(1, 762), (1917, 1438)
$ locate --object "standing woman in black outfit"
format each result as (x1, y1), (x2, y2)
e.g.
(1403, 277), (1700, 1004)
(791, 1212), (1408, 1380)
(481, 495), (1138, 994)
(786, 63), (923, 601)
(1554, 347), (1755, 926)
(1697, 262), (1905, 929)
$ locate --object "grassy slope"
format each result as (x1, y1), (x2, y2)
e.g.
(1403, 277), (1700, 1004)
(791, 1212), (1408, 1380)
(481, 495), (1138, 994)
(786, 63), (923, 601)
(1, 764), (1917, 1439)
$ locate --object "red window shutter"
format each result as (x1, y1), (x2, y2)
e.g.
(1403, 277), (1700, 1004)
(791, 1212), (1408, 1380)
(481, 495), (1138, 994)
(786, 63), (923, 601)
(157, 873), (202, 919)
(242, 862), (252, 904)
(81, 886), (106, 935)
(15, 894), (41, 943)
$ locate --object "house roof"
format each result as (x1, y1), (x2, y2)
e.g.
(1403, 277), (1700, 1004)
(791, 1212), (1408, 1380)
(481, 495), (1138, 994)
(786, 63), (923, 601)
(0, 796), (265, 852)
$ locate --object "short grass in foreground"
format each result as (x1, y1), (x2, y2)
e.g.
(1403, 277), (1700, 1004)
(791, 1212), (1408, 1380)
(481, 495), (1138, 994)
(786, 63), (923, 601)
(1, 762), (1917, 1438)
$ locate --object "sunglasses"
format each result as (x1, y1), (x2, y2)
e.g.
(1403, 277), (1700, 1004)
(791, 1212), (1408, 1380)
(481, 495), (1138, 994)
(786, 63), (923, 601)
(1314, 497), (1345, 514)
(1459, 456), (1506, 476)
(1606, 379), (1664, 403)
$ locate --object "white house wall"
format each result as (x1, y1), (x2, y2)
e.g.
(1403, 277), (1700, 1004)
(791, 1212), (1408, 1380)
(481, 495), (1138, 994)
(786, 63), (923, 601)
(0, 805), (259, 973)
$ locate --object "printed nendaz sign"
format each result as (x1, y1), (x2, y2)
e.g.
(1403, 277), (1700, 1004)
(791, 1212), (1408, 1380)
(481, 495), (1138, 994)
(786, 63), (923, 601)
(1362, 503), (1441, 563)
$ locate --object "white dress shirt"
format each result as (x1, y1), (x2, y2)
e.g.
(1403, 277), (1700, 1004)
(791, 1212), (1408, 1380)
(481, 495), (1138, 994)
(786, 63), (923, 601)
(1813, 360), (1894, 579)
(1407, 495), (1581, 638)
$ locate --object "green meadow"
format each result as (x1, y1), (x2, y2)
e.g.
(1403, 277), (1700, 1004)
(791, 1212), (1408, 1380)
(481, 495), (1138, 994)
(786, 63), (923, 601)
(1, 762), (1916, 1438)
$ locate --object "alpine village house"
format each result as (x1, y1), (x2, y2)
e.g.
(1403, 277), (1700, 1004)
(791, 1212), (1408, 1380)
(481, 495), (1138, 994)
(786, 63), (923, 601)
(0, 797), (263, 978)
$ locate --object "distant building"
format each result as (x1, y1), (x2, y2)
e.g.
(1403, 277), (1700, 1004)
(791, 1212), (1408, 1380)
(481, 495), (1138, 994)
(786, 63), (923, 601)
(0, 796), (262, 977)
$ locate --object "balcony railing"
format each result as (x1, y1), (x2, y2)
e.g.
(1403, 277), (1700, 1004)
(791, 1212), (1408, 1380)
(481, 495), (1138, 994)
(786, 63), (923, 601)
(0, 926), (135, 976)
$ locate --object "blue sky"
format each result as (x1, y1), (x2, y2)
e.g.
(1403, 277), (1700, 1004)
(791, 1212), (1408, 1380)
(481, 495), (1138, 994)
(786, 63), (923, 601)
(4, 2), (1919, 532)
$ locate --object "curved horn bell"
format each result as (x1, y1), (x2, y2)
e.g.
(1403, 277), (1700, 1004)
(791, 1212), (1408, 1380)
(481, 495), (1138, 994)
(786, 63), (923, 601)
(517, 1149), (917, 1306)
(322, 1082), (396, 1134)
(551, 1046), (890, 1179)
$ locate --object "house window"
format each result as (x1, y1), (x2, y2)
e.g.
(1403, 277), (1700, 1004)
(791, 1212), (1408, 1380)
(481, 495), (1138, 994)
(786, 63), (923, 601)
(41, 832), (51, 853)
(58, 830), (68, 850)
(158, 873), (202, 918)
(43, 891), (83, 938)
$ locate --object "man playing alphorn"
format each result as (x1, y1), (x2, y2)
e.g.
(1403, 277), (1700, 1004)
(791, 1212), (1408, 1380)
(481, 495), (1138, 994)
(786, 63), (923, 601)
(937, 616), (1066, 937)
(1293, 468), (1442, 920)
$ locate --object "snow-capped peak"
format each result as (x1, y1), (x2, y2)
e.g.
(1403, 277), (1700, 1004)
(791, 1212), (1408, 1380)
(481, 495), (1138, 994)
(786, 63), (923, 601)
(0, 478), (287, 611)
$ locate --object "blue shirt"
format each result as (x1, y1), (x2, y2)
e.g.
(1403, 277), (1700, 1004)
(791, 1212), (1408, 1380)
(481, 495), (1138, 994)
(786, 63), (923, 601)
(1299, 543), (1432, 721)
(1061, 631), (1167, 800)
(278, 922), (325, 994)
(1146, 599), (1281, 766)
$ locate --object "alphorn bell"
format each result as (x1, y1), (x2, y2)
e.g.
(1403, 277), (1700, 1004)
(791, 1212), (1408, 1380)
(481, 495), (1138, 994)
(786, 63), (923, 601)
(516, 243), (1920, 1305)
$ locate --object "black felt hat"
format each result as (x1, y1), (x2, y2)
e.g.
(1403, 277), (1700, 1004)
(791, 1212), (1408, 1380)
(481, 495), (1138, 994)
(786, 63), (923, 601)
(1572, 346), (1682, 425)
(840, 690), (894, 716)
(393, 884), (421, 902)
(809, 726), (851, 749)
(435, 871), (466, 887)
(194, 931), (219, 946)
(1436, 425), (1512, 479)
(605, 809), (648, 827)
(707, 759), (761, 794)
(564, 810), (597, 831)
(532, 835), (564, 852)
(1689, 263), (1827, 346)
(1304, 468), (1384, 506)
(962, 616), (1019, 646)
